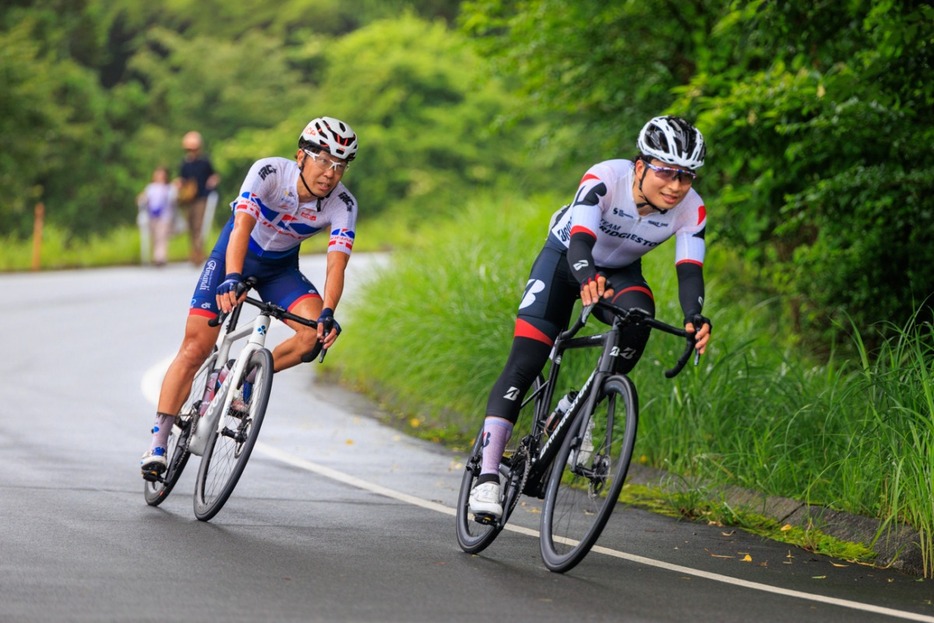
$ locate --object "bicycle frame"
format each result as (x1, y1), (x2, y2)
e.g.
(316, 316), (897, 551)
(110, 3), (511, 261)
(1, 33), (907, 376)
(188, 302), (271, 455)
(514, 301), (693, 498)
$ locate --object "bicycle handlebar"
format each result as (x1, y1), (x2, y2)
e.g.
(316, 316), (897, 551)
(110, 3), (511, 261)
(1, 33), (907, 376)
(565, 299), (698, 379)
(207, 277), (329, 363)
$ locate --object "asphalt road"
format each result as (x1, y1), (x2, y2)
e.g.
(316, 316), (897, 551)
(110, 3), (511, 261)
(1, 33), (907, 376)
(1, 258), (931, 623)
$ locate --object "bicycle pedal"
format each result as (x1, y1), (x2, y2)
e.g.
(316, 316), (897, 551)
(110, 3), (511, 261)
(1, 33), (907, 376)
(473, 512), (497, 526)
(141, 469), (164, 483)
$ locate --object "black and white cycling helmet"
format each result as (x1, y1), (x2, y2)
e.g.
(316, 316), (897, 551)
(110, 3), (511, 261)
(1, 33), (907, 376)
(299, 116), (358, 161)
(637, 116), (706, 170)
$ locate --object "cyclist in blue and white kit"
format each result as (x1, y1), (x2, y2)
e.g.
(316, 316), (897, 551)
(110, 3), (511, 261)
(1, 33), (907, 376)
(140, 117), (360, 478)
(469, 116), (713, 518)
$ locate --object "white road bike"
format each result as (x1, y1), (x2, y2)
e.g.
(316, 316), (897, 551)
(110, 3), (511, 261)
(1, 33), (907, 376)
(143, 277), (324, 521)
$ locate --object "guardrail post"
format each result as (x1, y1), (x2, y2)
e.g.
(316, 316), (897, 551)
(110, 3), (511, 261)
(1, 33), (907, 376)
(32, 202), (44, 271)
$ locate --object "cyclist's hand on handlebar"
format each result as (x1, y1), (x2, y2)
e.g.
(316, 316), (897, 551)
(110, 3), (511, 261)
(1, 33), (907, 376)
(316, 307), (342, 349)
(579, 273), (615, 307)
(216, 272), (247, 314)
(685, 314), (712, 355)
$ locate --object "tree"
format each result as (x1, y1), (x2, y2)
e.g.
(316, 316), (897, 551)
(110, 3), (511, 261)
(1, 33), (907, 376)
(678, 0), (934, 346)
(302, 12), (561, 217)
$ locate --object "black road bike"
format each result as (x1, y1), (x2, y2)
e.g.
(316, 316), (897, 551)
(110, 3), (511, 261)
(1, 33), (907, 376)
(455, 299), (698, 572)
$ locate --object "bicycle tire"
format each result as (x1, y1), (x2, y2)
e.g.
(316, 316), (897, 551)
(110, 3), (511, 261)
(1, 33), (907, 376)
(143, 356), (215, 506)
(540, 374), (638, 573)
(193, 348), (273, 521)
(455, 376), (542, 554)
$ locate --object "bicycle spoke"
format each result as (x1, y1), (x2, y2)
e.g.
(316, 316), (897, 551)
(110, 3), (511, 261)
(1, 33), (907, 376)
(194, 349), (273, 521)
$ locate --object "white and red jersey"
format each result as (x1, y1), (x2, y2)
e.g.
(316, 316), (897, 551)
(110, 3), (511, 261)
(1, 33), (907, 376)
(230, 157), (357, 260)
(547, 159), (706, 269)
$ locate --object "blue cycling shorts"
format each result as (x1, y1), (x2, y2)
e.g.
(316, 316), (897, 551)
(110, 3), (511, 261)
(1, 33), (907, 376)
(189, 220), (320, 318)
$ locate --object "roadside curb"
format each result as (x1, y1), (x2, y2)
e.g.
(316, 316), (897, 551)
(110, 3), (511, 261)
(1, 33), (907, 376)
(627, 464), (926, 577)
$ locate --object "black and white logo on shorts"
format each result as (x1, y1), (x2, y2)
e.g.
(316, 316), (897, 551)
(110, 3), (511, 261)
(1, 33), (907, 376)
(519, 279), (545, 311)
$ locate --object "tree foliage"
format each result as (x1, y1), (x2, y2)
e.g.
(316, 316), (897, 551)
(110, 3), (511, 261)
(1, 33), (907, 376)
(0, 0), (545, 240)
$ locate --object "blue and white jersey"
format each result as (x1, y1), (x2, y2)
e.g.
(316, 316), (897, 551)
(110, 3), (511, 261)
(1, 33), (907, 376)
(547, 159), (706, 269)
(231, 157), (357, 260)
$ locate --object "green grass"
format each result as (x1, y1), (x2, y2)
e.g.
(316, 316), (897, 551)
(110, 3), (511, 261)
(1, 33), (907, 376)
(335, 192), (934, 576)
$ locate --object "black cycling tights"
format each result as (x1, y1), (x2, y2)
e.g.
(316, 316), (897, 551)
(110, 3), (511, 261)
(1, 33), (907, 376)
(486, 336), (552, 424)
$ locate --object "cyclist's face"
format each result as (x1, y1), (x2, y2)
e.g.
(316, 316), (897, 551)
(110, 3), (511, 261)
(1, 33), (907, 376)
(635, 158), (693, 209)
(297, 148), (346, 198)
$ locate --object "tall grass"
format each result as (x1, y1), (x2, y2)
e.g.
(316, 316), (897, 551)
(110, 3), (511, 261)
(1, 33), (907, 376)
(336, 192), (934, 575)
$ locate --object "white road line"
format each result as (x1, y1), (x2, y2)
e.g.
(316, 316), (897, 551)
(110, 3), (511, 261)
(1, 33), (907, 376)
(143, 364), (932, 622)
(255, 444), (934, 623)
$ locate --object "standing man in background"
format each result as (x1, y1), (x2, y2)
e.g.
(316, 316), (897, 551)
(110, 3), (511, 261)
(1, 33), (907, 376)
(178, 131), (220, 265)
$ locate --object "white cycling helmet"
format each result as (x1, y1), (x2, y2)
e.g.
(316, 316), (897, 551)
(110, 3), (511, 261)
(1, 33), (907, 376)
(637, 116), (706, 170)
(299, 116), (358, 161)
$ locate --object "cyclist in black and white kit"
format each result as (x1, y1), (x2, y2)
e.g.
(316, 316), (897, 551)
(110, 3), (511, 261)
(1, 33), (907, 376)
(469, 116), (713, 518)
(140, 117), (359, 477)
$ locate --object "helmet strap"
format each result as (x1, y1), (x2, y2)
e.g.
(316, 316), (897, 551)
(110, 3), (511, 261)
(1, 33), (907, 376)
(634, 159), (668, 214)
(298, 157), (322, 200)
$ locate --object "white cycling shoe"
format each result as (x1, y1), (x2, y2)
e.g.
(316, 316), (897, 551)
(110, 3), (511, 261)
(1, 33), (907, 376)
(140, 447), (167, 480)
(468, 481), (503, 519)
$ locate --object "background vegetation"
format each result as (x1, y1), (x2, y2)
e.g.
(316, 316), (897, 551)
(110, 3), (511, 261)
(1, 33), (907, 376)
(3, 0), (932, 573)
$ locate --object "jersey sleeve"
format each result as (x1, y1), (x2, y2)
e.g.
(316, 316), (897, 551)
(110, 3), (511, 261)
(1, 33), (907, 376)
(674, 200), (707, 267)
(231, 159), (278, 221)
(326, 187), (358, 255)
(568, 166), (610, 239)
(674, 196), (707, 320)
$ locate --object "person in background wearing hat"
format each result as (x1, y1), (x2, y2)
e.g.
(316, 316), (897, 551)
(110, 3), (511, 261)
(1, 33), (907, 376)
(178, 131), (220, 265)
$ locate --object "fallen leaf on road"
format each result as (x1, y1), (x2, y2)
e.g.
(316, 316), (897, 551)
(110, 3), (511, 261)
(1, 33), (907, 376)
(741, 554), (753, 562)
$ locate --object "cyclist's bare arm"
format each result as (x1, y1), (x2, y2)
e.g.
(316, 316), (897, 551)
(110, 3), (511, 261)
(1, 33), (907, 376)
(217, 211), (257, 314)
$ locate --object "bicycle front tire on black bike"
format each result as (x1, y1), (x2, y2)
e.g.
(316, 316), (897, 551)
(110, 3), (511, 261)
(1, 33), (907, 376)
(143, 356), (216, 506)
(540, 374), (638, 572)
(193, 348), (273, 521)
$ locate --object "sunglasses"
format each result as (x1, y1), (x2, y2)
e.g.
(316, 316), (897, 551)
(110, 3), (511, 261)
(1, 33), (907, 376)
(303, 149), (348, 173)
(644, 161), (696, 185)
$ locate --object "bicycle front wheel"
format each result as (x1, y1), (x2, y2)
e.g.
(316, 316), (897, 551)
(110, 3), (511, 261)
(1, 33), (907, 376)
(193, 348), (273, 521)
(144, 356), (215, 506)
(540, 374), (638, 573)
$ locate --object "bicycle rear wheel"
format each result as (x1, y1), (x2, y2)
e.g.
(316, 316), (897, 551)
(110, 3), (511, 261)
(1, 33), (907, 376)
(193, 348), (273, 521)
(143, 357), (215, 506)
(455, 376), (542, 554)
(540, 374), (638, 573)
